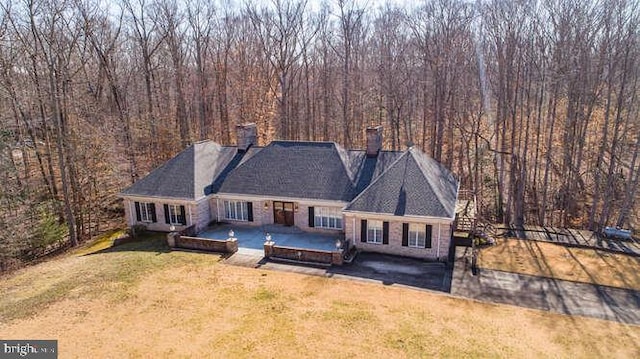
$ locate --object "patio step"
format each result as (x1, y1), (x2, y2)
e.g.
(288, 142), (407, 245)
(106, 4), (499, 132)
(224, 249), (266, 268)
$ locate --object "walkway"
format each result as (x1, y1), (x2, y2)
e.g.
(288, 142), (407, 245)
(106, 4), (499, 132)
(451, 247), (640, 325)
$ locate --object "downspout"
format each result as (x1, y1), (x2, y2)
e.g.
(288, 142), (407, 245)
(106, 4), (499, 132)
(216, 198), (220, 222)
(188, 204), (193, 227)
(353, 216), (356, 247)
(129, 200), (135, 225)
(437, 223), (441, 259)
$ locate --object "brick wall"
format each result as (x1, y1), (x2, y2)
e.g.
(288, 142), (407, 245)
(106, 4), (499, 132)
(212, 198), (345, 235)
(344, 214), (452, 260)
(174, 235), (238, 253)
(295, 203), (345, 234)
(211, 198), (266, 227)
(124, 198), (203, 233)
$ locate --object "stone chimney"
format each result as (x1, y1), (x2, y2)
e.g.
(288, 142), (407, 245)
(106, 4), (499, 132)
(366, 125), (383, 157)
(236, 123), (257, 151)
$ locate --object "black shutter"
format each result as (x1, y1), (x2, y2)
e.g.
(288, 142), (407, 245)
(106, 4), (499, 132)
(360, 219), (367, 243)
(426, 224), (433, 248)
(247, 202), (254, 222)
(164, 204), (170, 224)
(308, 207), (315, 227)
(150, 204), (157, 223)
(180, 205), (187, 225)
(383, 222), (389, 245)
(134, 202), (141, 221)
(402, 223), (409, 247)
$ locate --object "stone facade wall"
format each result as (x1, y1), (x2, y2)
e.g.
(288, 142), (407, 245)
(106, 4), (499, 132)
(123, 198), (202, 233)
(195, 199), (211, 232)
(212, 197), (344, 235)
(173, 236), (238, 253)
(294, 204), (345, 235)
(265, 242), (342, 265)
(344, 214), (452, 260)
(211, 198), (266, 227)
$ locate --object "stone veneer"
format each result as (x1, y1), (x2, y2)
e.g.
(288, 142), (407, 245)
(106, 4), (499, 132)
(124, 198), (209, 233)
(343, 215), (451, 260)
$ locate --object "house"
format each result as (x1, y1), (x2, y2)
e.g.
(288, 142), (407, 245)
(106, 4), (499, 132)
(119, 123), (459, 260)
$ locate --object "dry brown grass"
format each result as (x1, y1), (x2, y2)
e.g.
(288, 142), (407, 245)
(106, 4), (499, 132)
(0, 235), (639, 358)
(479, 238), (640, 290)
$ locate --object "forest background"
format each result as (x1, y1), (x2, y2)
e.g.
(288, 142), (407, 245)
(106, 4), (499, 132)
(1, 0), (638, 269)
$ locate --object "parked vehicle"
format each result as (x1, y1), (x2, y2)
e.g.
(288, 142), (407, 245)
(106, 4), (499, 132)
(602, 226), (634, 240)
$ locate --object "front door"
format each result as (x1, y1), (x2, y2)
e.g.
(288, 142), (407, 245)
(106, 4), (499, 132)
(273, 201), (295, 226)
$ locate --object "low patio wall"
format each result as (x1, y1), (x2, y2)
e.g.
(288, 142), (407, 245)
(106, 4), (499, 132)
(167, 232), (238, 254)
(264, 242), (343, 266)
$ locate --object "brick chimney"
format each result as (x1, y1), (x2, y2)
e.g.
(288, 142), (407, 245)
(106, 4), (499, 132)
(236, 123), (257, 151)
(366, 125), (383, 157)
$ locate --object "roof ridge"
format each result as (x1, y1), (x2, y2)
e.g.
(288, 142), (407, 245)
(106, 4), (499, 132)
(193, 141), (221, 195)
(408, 148), (457, 217)
(333, 142), (360, 186)
(406, 150), (449, 217)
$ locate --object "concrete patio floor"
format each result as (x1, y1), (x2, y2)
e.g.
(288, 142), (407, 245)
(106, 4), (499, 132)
(198, 223), (340, 252)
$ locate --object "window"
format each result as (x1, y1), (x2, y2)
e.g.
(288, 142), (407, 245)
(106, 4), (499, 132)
(408, 223), (426, 248)
(167, 204), (184, 225)
(139, 203), (154, 222)
(314, 207), (342, 229)
(135, 201), (156, 223)
(224, 200), (248, 221)
(367, 220), (383, 244)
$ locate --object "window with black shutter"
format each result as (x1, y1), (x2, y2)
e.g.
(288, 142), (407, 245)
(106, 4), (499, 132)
(402, 223), (409, 247)
(308, 207), (315, 227)
(179, 205), (186, 225)
(134, 202), (141, 221)
(247, 202), (254, 222)
(382, 222), (389, 245)
(425, 225), (433, 248)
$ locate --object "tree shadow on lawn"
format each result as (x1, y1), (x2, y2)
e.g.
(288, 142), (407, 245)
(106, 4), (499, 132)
(81, 232), (171, 256)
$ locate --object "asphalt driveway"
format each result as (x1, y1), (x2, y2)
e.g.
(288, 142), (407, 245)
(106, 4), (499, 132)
(225, 250), (453, 293)
(451, 247), (640, 325)
(328, 252), (452, 292)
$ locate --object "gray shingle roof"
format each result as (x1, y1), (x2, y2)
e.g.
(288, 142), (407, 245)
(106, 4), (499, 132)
(120, 141), (258, 200)
(121, 138), (458, 219)
(218, 141), (359, 201)
(345, 147), (459, 218)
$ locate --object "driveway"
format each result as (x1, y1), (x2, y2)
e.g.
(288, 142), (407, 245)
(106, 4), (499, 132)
(223, 247), (452, 292)
(329, 252), (452, 292)
(451, 247), (640, 325)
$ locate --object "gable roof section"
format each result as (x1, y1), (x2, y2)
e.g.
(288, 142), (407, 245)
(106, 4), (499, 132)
(345, 147), (459, 218)
(218, 141), (359, 201)
(120, 141), (255, 200)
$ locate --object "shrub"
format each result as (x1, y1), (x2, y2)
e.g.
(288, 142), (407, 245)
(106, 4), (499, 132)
(128, 224), (147, 238)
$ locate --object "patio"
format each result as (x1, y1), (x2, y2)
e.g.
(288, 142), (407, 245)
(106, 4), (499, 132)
(197, 223), (341, 252)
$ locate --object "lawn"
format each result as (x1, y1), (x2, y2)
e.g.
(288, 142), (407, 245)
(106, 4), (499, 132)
(0, 233), (638, 358)
(478, 238), (640, 290)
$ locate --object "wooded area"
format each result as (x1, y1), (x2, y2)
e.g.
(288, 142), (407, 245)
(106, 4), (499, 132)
(1, 0), (639, 268)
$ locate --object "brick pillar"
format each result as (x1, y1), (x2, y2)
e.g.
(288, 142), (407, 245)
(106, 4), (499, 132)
(264, 240), (274, 258)
(167, 232), (178, 248)
(332, 251), (344, 266)
(226, 238), (238, 254)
